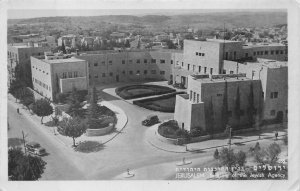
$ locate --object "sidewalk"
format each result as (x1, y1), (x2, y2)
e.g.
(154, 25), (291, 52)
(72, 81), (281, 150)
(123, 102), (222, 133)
(8, 94), (128, 148)
(146, 122), (287, 153)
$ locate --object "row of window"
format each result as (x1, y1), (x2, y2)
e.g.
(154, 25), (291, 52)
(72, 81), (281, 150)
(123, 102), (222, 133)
(33, 77), (51, 91)
(270, 92), (278, 99)
(90, 70), (165, 78)
(62, 71), (79, 79)
(32, 66), (49, 75)
(195, 52), (205, 56)
(250, 49), (287, 57)
(91, 59), (168, 67)
(187, 64), (213, 74)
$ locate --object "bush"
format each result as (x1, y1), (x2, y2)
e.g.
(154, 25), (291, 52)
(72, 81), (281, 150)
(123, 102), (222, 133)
(55, 93), (68, 104)
(190, 128), (208, 137)
(87, 116), (116, 129)
(158, 120), (189, 139)
(116, 84), (176, 100)
(74, 141), (104, 153)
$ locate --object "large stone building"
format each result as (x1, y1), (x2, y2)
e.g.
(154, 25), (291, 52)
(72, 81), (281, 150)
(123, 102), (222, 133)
(223, 58), (288, 122)
(31, 52), (88, 100)
(174, 74), (263, 133)
(7, 43), (50, 86)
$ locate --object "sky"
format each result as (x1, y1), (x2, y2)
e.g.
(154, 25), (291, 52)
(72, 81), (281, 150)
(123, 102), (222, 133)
(7, 9), (286, 20)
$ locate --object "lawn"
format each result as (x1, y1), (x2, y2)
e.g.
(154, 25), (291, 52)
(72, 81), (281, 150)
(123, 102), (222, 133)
(115, 84), (176, 100)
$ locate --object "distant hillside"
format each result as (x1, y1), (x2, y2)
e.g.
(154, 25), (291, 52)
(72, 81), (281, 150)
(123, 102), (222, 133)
(8, 11), (287, 31)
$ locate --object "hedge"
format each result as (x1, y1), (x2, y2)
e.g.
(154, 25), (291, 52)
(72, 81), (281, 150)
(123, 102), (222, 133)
(115, 84), (176, 100)
(133, 92), (185, 112)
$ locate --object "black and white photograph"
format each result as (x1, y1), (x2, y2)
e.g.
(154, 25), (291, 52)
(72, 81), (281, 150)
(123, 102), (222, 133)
(1, 0), (299, 190)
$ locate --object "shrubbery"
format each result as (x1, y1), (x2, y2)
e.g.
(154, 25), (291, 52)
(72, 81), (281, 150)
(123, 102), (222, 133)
(116, 84), (176, 100)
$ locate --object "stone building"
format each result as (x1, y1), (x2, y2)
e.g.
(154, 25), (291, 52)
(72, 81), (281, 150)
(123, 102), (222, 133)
(174, 74), (263, 133)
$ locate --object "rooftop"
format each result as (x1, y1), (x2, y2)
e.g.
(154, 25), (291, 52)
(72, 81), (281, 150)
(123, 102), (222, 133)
(242, 43), (285, 49)
(254, 58), (287, 68)
(43, 57), (85, 64)
(191, 73), (253, 83)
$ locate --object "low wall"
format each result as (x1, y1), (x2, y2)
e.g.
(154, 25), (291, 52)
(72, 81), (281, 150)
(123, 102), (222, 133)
(155, 130), (181, 145)
(86, 123), (114, 136)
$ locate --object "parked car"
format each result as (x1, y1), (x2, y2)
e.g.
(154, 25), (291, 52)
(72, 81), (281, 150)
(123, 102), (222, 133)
(142, 115), (159, 126)
(25, 142), (46, 156)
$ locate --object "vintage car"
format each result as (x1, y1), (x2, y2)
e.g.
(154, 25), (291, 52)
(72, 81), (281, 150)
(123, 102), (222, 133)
(25, 141), (46, 156)
(142, 114), (159, 126)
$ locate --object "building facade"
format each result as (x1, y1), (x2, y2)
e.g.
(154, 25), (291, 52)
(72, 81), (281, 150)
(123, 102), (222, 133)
(31, 52), (88, 100)
(174, 74), (263, 133)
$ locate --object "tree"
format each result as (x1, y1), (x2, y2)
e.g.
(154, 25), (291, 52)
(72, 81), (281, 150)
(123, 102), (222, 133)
(254, 142), (281, 165)
(221, 81), (228, 130)
(20, 88), (35, 109)
(247, 82), (255, 127)
(8, 147), (46, 180)
(234, 86), (241, 124)
(86, 86), (102, 129)
(9, 79), (25, 101)
(31, 99), (53, 124)
(214, 148), (219, 159)
(236, 150), (246, 167)
(61, 41), (66, 54)
(219, 147), (237, 174)
(67, 87), (84, 118)
(206, 96), (214, 134)
(58, 117), (87, 147)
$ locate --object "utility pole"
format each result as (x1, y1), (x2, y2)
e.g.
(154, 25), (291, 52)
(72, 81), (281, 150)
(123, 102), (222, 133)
(222, 23), (226, 74)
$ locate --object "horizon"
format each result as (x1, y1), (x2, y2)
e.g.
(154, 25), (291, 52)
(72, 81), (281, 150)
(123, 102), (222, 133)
(7, 9), (286, 20)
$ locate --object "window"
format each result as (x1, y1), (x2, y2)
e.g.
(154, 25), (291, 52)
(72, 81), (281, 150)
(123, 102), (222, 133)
(102, 61), (105, 65)
(276, 50), (279, 54)
(202, 53), (205, 56)
(196, 52), (199, 56)
(280, 50), (283, 54)
(151, 59), (156, 64)
(257, 51), (260, 55)
(32, 66), (34, 68)
(225, 52), (228, 60)
(136, 59), (140, 64)
(122, 60), (125, 64)
(68, 72), (72, 78)
(89, 75), (91, 79)
(271, 50), (274, 55)
(74, 71), (78, 78)
(210, 68), (213, 74)
(270, 92), (278, 99)
(102, 73), (106, 77)
(160, 59), (165, 64)
(270, 110), (276, 116)
(122, 71), (126, 75)
(260, 51), (263, 55)
(62, 72), (67, 79)
(223, 69), (226, 74)
(197, 94), (199, 103)
(230, 71), (234, 74)
(187, 64), (190, 70)
(198, 66), (201, 72)
(204, 67), (207, 73)
(151, 70), (156, 74)
(193, 65), (195, 71)
(160, 71), (165, 75)
(144, 59), (148, 64)
(265, 51), (268, 55)
(233, 51), (236, 60)
(285, 50), (288, 54)
(190, 90), (192, 100)
(171, 60), (173, 65)
(245, 53), (248, 57)
(94, 62), (98, 66)
(136, 70), (140, 75)
(94, 74), (98, 78)
(253, 52), (256, 56)
(109, 60), (112, 65)
(129, 71), (133, 75)
(144, 70), (148, 75)
(181, 62), (184, 67)
(193, 92), (196, 102)
(217, 93), (222, 97)
(109, 72), (113, 76)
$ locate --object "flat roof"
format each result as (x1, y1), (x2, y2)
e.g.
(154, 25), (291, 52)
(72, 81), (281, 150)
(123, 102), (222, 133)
(191, 75), (253, 84)
(251, 59), (287, 68)
(43, 57), (85, 64)
(242, 43), (285, 49)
